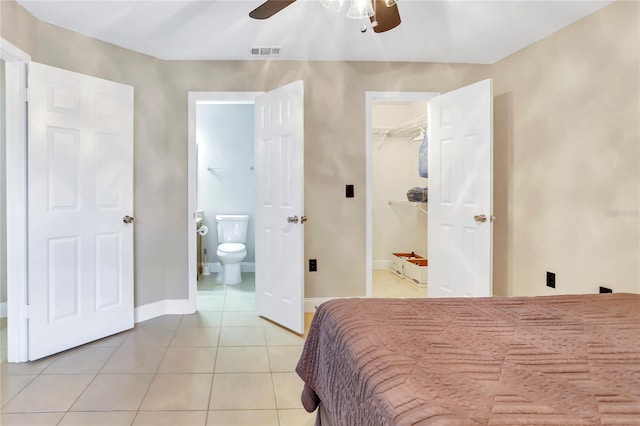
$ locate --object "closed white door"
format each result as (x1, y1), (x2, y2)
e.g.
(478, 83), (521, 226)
(28, 63), (134, 360)
(254, 80), (304, 334)
(428, 79), (493, 298)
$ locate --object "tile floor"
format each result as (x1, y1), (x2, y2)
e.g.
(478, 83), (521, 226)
(372, 269), (428, 298)
(0, 273), (315, 426)
(0, 269), (423, 425)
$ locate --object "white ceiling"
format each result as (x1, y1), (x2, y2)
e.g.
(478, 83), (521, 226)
(17, 0), (612, 63)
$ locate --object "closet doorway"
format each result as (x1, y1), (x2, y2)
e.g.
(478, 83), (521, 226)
(365, 92), (437, 298)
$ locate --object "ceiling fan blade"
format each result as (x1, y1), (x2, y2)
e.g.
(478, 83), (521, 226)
(371, 0), (401, 33)
(249, 0), (297, 20)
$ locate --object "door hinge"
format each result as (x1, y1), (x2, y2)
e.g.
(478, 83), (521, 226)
(24, 87), (30, 103)
(23, 305), (29, 319)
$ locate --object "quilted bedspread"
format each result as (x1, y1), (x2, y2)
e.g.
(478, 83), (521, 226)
(296, 294), (640, 425)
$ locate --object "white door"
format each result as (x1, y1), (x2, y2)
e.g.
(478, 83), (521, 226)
(28, 63), (134, 360)
(254, 80), (304, 334)
(428, 79), (493, 298)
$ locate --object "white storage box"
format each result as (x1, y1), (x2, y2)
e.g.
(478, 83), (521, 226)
(391, 252), (424, 278)
(404, 258), (428, 286)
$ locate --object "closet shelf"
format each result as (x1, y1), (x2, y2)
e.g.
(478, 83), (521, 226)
(388, 200), (428, 215)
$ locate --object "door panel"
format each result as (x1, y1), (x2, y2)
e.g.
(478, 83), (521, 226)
(428, 79), (493, 298)
(255, 81), (304, 334)
(28, 62), (134, 360)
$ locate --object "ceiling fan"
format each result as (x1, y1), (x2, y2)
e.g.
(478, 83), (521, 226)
(249, 0), (402, 33)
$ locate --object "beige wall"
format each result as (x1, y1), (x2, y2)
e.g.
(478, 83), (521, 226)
(1, 0), (638, 307)
(492, 0), (640, 296)
(161, 61), (489, 298)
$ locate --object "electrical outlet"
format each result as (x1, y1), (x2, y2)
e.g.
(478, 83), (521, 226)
(309, 259), (317, 272)
(546, 271), (556, 288)
(345, 185), (354, 198)
(599, 286), (612, 294)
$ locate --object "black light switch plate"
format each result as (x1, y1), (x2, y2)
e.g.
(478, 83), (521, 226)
(346, 185), (354, 198)
(309, 259), (317, 272)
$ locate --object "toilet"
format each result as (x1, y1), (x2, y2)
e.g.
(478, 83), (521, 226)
(215, 214), (249, 285)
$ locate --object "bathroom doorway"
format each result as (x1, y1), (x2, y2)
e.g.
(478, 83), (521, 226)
(365, 92), (438, 298)
(188, 92), (262, 312)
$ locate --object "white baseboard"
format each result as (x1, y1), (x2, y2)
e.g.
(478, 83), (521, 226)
(305, 297), (360, 313)
(204, 262), (255, 274)
(134, 299), (193, 323)
(0, 302), (6, 318)
(135, 296), (353, 321)
(373, 260), (391, 270)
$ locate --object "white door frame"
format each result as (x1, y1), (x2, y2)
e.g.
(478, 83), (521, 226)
(2, 38), (31, 362)
(365, 91), (438, 298)
(187, 91), (264, 311)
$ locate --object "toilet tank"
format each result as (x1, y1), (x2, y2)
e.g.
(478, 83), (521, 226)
(215, 215), (249, 244)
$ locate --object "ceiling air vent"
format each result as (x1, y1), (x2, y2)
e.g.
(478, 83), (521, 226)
(250, 46), (282, 57)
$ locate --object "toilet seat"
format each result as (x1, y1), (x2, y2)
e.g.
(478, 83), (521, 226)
(217, 243), (246, 254)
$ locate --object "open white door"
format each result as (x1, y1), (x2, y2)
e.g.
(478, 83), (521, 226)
(254, 80), (304, 334)
(428, 79), (493, 298)
(28, 63), (134, 360)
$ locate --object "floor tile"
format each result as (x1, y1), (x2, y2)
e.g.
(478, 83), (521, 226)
(85, 331), (129, 348)
(218, 326), (265, 347)
(209, 373), (276, 410)
(268, 346), (303, 372)
(0, 412), (65, 426)
(180, 311), (223, 328)
(42, 347), (116, 374)
(140, 374), (212, 410)
(222, 312), (264, 327)
(2, 374), (94, 413)
(133, 410), (207, 426)
(137, 315), (182, 329)
(278, 408), (316, 426)
(1, 356), (57, 376)
(272, 372), (305, 409)
(223, 297), (255, 312)
(214, 347), (270, 373)
(71, 374), (153, 411)
(0, 375), (37, 406)
(158, 347), (217, 373)
(264, 324), (306, 346)
(207, 410), (279, 426)
(58, 411), (137, 425)
(170, 327), (220, 347)
(120, 327), (175, 347)
(101, 346), (166, 374)
(197, 297), (225, 312)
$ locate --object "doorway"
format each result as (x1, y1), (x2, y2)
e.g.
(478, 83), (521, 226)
(365, 92), (438, 298)
(187, 92), (262, 313)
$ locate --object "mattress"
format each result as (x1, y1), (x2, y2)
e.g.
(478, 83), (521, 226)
(296, 294), (640, 425)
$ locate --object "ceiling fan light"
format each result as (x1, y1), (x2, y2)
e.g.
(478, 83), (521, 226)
(321, 0), (345, 13)
(384, 0), (397, 7)
(346, 0), (374, 19)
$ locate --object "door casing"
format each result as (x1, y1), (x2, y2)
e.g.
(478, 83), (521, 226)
(2, 38), (30, 363)
(187, 92), (264, 311)
(365, 91), (438, 298)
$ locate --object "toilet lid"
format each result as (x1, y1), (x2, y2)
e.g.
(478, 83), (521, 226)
(218, 243), (245, 254)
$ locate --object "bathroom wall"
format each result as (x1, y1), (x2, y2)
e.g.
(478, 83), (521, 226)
(1, 59), (6, 311)
(372, 102), (428, 267)
(196, 104), (256, 267)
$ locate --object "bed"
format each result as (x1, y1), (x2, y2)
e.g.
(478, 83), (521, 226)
(296, 294), (640, 425)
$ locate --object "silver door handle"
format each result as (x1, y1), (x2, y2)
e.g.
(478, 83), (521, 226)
(287, 215), (299, 224)
(473, 214), (487, 223)
(301, 216), (307, 224)
(123, 215), (134, 224)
